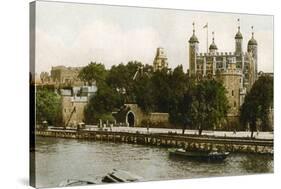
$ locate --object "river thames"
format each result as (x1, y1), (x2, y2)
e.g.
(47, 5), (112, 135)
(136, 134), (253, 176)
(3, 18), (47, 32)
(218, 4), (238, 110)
(34, 136), (273, 188)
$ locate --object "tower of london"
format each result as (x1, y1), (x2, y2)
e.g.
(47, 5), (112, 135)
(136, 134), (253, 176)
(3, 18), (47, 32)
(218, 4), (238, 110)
(188, 22), (258, 119)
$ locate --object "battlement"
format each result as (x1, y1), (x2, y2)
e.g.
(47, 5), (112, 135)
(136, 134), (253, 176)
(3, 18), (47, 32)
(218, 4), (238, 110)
(60, 85), (97, 99)
(52, 65), (83, 71)
(60, 89), (72, 96)
(71, 96), (88, 102)
(196, 51), (247, 58)
(219, 67), (243, 75)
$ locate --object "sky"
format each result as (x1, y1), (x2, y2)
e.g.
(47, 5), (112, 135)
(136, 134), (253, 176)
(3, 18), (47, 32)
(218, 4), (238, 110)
(35, 1), (274, 74)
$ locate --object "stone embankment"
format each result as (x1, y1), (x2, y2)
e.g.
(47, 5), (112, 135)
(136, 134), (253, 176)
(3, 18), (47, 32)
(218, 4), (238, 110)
(35, 129), (273, 154)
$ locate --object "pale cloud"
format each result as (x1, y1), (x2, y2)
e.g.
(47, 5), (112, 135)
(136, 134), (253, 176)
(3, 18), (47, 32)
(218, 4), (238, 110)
(36, 20), (162, 73)
(36, 29), (68, 72)
(255, 30), (274, 72)
(35, 1), (273, 73)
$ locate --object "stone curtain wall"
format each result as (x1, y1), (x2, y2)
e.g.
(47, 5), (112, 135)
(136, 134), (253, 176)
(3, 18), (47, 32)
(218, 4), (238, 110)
(62, 96), (87, 127)
(123, 104), (169, 127)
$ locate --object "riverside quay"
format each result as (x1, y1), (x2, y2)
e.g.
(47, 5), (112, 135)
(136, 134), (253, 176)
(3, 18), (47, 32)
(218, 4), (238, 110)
(35, 127), (273, 154)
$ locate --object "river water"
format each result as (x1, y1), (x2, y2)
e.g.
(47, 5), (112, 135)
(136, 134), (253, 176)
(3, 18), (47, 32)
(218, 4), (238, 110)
(34, 136), (273, 188)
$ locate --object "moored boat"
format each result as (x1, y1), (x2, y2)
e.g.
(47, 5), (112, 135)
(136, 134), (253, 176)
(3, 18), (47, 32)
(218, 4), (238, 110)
(59, 179), (96, 187)
(169, 148), (229, 161)
(102, 169), (142, 183)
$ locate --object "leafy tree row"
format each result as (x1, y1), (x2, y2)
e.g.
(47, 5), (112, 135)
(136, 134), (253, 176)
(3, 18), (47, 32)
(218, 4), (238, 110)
(35, 61), (273, 136)
(240, 75), (273, 138)
(80, 61), (230, 135)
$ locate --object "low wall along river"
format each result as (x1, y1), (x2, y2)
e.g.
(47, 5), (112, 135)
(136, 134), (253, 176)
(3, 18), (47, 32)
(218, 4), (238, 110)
(35, 129), (273, 154)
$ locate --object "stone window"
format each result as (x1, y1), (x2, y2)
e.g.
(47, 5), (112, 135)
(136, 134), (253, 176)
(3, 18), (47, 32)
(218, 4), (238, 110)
(234, 101), (236, 107)
(232, 90), (234, 96)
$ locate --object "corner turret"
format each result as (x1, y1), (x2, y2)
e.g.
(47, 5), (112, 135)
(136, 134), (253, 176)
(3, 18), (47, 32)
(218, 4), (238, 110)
(188, 22), (199, 76)
(235, 19), (243, 55)
(247, 26), (258, 80)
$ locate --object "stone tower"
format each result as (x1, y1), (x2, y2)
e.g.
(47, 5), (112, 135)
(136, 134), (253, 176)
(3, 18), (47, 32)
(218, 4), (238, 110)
(188, 22), (199, 77)
(153, 47), (168, 71)
(235, 19), (243, 55)
(247, 26), (258, 80)
(217, 62), (243, 117)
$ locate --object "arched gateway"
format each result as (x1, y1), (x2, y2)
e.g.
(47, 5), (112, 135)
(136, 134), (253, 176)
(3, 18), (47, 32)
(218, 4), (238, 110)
(126, 111), (135, 127)
(114, 104), (169, 127)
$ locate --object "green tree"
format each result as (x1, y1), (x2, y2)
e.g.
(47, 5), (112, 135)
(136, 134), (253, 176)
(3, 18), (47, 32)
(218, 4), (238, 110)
(107, 63), (129, 90)
(84, 83), (123, 124)
(78, 62), (107, 86)
(133, 65), (195, 132)
(134, 72), (155, 113)
(106, 61), (147, 103)
(240, 75), (273, 137)
(150, 68), (172, 112)
(83, 61), (153, 124)
(190, 79), (229, 135)
(36, 88), (62, 126)
(168, 66), (193, 131)
(133, 67), (172, 113)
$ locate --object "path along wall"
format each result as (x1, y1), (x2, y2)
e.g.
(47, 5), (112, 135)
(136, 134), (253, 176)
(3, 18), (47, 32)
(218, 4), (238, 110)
(36, 130), (273, 155)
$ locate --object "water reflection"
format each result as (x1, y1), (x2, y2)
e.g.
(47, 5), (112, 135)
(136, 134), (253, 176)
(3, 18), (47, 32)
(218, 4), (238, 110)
(34, 137), (273, 188)
(238, 154), (273, 173)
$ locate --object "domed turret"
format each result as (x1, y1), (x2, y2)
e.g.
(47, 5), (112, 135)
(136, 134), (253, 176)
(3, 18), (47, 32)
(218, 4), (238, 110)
(235, 27), (243, 39)
(247, 26), (258, 82)
(248, 26), (258, 47)
(189, 22), (199, 43)
(248, 32), (257, 46)
(188, 22), (199, 77)
(209, 32), (218, 53)
(209, 43), (218, 50)
(189, 34), (199, 43)
(248, 37), (257, 46)
(235, 19), (243, 54)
